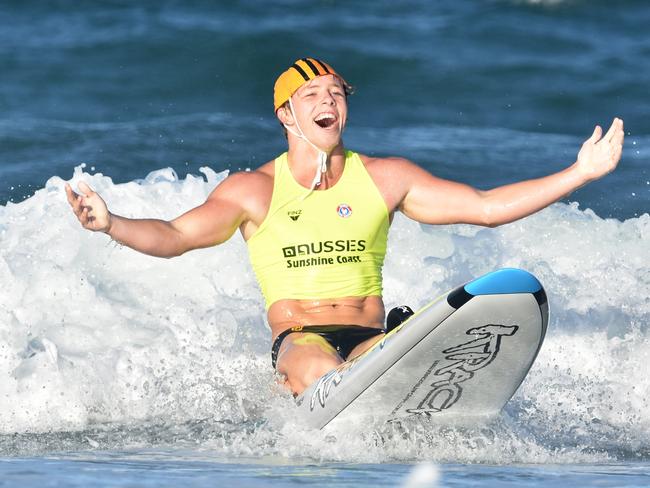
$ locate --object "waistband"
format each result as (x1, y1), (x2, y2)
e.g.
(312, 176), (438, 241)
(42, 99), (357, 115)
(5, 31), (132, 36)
(271, 324), (384, 369)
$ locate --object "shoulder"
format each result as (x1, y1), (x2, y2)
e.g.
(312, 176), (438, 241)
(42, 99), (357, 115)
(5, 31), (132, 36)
(353, 153), (426, 212)
(353, 152), (462, 215)
(356, 153), (422, 177)
(207, 160), (275, 200)
(222, 160), (274, 186)
(204, 159), (277, 232)
(356, 152), (431, 185)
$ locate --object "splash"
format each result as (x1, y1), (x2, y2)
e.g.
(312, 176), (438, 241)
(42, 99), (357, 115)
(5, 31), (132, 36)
(0, 166), (648, 462)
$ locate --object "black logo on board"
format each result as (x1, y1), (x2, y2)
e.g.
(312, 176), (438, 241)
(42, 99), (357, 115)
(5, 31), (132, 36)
(392, 324), (519, 416)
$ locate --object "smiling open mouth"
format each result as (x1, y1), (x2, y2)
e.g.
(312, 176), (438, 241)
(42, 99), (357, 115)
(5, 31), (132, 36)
(314, 113), (337, 128)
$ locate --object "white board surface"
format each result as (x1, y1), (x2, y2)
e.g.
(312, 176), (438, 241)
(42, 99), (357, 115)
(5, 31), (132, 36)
(295, 268), (548, 429)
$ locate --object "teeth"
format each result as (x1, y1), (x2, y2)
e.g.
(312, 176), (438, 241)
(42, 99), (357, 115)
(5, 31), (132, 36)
(315, 113), (335, 122)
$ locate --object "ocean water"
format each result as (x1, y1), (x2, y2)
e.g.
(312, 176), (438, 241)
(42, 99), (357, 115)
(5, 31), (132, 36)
(1, 0), (649, 486)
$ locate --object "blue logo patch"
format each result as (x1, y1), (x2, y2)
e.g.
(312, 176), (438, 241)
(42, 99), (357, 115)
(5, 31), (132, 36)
(337, 204), (352, 218)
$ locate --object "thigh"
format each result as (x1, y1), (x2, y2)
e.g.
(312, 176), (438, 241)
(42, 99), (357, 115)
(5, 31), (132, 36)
(276, 333), (344, 395)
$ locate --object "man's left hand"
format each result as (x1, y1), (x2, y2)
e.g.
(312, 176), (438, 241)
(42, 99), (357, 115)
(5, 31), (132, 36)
(575, 117), (625, 182)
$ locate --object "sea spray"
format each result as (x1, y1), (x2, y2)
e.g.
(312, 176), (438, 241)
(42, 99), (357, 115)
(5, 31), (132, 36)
(0, 166), (648, 463)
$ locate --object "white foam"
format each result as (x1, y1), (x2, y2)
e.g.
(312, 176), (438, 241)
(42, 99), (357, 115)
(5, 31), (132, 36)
(0, 166), (648, 463)
(400, 462), (440, 488)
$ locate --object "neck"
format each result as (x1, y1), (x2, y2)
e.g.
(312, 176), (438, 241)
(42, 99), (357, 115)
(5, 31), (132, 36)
(286, 141), (346, 190)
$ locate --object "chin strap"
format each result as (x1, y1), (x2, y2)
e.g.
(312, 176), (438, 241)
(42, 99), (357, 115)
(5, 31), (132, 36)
(283, 97), (330, 193)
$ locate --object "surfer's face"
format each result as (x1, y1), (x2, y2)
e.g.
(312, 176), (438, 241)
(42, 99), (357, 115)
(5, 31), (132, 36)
(280, 75), (347, 152)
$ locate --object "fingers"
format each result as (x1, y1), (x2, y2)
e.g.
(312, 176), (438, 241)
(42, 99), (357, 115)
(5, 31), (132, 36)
(77, 181), (94, 197)
(603, 117), (623, 143)
(80, 206), (90, 225)
(65, 181), (95, 225)
(65, 183), (84, 216)
(613, 117), (625, 145)
(603, 118), (624, 171)
(603, 119), (617, 142)
(64, 183), (77, 206)
(65, 180), (111, 232)
(587, 125), (602, 144)
(78, 203), (99, 229)
(613, 142), (623, 162)
(600, 119), (625, 168)
(587, 118), (624, 148)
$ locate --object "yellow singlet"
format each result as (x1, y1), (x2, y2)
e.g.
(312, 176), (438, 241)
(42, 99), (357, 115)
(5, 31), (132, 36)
(247, 151), (389, 309)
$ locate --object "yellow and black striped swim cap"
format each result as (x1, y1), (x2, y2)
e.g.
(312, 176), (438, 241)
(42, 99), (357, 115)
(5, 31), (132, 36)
(273, 57), (350, 112)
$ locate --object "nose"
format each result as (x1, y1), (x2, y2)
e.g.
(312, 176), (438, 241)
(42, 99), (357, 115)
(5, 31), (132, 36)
(321, 92), (335, 105)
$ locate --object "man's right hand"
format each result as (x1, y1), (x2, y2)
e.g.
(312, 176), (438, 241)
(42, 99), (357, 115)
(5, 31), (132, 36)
(65, 181), (112, 233)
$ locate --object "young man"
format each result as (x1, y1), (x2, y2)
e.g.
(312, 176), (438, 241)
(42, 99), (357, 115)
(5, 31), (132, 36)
(66, 57), (624, 395)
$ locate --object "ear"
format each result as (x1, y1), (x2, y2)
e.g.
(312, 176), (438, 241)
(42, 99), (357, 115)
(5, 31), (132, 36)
(276, 105), (294, 126)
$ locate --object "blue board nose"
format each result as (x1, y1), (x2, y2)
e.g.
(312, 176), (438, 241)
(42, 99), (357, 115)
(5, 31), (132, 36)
(464, 268), (542, 295)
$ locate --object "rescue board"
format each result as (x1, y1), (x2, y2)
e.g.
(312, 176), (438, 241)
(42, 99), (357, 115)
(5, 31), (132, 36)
(295, 268), (548, 429)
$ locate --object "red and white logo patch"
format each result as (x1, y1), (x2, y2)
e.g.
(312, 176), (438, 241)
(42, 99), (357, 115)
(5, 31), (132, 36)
(337, 203), (352, 218)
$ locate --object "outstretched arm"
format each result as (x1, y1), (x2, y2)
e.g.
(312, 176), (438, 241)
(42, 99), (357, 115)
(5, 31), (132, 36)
(399, 118), (624, 227)
(65, 173), (250, 257)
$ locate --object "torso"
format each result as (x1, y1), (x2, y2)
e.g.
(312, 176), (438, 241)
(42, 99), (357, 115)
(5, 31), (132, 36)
(267, 296), (386, 340)
(233, 148), (407, 340)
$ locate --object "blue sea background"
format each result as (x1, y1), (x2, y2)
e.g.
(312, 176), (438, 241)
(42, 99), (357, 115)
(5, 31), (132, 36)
(1, 0), (649, 486)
